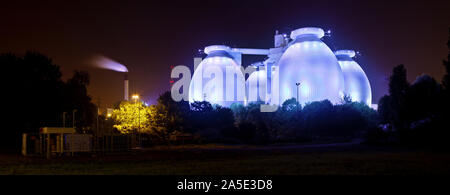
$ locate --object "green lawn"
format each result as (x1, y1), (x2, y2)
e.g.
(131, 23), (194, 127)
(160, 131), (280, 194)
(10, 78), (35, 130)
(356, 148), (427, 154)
(1, 144), (450, 175)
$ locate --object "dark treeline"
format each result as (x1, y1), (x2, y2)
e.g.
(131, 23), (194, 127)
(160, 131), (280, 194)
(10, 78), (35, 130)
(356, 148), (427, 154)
(150, 92), (377, 145)
(1, 52), (96, 151)
(374, 28), (450, 149)
(2, 29), (449, 151)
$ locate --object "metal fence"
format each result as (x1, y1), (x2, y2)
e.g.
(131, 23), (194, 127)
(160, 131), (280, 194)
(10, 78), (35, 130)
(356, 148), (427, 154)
(22, 132), (200, 158)
(93, 134), (134, 153)
(22, 133), (135, 158)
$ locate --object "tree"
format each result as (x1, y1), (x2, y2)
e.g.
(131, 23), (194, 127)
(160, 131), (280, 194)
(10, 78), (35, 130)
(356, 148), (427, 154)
(1, 51), (99, 150)
(148, 91), (189, 142)
(18, 52), (65, 129)
(441, 28), (450, 125)
(334, 102), (372, 137)
(281, 98), (301, 111)
(190, 101), (214, 112)
(64, 71), (97, 131)
(273, 99), (304, 141)
(389, 65), (410, 97)
(214, 106), (237, 139)
(0, 52), (100, 150)
(407, 74), (442, 121)
(113, 101), (152, 134)
(387, 64), (410, 130)
(340, 94), (353, 104)
(442, 27), (450, 91)
(303, 100), (334, 138)
(378, 95), (391, 124)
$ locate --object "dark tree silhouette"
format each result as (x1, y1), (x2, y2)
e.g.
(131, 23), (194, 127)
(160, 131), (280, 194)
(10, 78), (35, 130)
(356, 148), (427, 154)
(373, 32), (450, 148)
(149, 91), (190, 142)
(65, 71), (96, 131)
(1, 52), (96, 150)
(388, 65), (410, 130)
(442, 28), (450, 91)
(303, 100), (334, 137)
(281, 98), (301, 111)
(441, 28), (450, 127)
(407, 75), (442, 122)
(377, 95), (391, 124)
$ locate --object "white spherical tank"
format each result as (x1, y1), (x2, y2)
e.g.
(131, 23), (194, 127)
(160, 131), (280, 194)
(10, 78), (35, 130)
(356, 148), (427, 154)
(335, 50), (372, 106)
(245, 67), (268, 104)
(189, 45), (245, 107)
(277, 27), (345, 105)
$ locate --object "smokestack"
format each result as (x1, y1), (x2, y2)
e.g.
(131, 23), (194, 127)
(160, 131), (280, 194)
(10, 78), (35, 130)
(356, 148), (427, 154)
(124, 74), (129, 101)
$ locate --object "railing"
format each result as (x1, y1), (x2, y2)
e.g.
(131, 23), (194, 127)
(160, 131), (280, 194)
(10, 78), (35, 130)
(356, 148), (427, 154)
(22, 133), (135, 158)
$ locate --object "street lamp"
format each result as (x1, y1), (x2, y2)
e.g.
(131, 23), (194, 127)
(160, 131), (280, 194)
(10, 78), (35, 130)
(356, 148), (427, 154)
(131, 94), (140, 148)
(295, 82), (301, 103)
(72, 109), (77, 128)
(62, 112), (67, 127)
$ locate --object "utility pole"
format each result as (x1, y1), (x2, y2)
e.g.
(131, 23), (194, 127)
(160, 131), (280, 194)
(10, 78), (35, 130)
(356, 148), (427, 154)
(97, 98), (101, 135)
(62, 112), (67, 128)
(138, 105), (141, 147)
(72, 109), (77, 128)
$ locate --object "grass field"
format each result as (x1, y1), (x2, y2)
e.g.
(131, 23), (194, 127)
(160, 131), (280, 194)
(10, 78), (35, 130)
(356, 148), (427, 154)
(1, 143), (450, 175)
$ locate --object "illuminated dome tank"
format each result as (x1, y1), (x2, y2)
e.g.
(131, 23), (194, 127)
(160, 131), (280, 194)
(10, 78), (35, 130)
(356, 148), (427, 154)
(335, 50), (372, 106)
(245, 65), (268, 104)
(189, 45), (245, 107)
(277, 27), (345, 105)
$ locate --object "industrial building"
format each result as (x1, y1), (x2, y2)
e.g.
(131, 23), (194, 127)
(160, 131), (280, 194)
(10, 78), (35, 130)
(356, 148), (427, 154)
(188, 27), (372, 108)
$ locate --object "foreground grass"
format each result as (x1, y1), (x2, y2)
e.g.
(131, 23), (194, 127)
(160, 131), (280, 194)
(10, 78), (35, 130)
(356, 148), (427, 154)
(1, 144), (450, 175)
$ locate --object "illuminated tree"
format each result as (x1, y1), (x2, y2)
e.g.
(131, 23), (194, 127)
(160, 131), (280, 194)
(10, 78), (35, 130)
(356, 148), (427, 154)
(113, 101), (152, 134)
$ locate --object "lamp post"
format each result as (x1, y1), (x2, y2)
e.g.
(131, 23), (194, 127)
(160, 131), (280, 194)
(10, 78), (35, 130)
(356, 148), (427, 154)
(295, 82), (301, 103)
(72, 109), (77, 128)
(62, 112), (67, 127)
(132, 94), (140, 148)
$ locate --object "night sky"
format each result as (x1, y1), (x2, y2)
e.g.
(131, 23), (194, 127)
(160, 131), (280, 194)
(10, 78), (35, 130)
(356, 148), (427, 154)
(1, 0), (449, 107)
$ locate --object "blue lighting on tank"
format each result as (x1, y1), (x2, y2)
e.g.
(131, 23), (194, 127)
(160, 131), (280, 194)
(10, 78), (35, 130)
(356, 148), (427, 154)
(335, 50), (372, 106)
(189, 45), (245, 107)
(277, 27), (345, 105)
(246, 68), (268, 103)
(300, 82), (311, 97)
(187, 27), (373, 108)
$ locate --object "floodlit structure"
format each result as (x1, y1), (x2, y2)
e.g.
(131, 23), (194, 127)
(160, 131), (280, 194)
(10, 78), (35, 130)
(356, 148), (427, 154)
(188, 45), (246, 107)
(188, 27), (372, 107)
(245, 63), (268, 104)
(335, 50), (372, 106)
(277, 27), (345, 105)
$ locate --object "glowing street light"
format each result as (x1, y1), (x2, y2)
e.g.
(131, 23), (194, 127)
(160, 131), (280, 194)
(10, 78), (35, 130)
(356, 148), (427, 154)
(132, 94), (140, 101)
(131, 94), (141, 148)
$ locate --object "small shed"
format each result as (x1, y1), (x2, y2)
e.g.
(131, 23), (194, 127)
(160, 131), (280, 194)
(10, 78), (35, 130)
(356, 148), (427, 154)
(22, 127), (76, 158)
